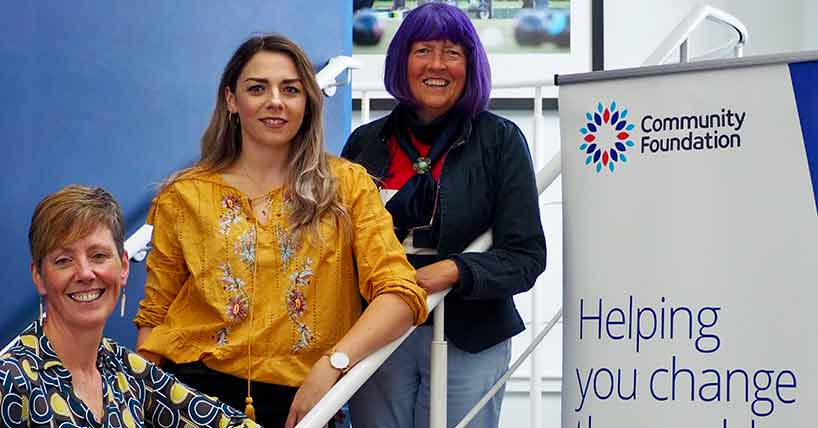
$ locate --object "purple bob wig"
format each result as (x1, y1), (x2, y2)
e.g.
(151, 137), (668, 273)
(384, 2), (491, 117)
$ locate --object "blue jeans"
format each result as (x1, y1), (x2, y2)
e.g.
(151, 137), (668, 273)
(349, 326), (511, 428)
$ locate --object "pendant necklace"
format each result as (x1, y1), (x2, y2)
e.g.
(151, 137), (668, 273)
(242, 165), (274, 220)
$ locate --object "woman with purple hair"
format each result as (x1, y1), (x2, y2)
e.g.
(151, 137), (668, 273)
(342, 3), (546, 427)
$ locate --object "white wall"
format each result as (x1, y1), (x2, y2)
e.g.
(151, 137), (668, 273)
(803, 1), (818, 52)
(604, 0), (730, 70)
(605, 0), (816, 71)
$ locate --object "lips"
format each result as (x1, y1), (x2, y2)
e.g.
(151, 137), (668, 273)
(68, 289), (105, 303)
(260, 117), (288, 128)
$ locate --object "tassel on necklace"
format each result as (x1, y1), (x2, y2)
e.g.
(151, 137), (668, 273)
(245, 396), (256, 421)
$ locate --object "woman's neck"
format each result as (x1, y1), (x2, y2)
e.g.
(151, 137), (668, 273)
(232, 141), (290, 189)
(43, 319), (102, 376)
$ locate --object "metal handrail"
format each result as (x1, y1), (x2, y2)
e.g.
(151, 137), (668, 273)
(316, 56), (361, 96)
(643, 4), (748, 66)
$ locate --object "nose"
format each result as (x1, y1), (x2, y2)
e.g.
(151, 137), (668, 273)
(429, 51), (447, 71)
(266, 89), (285, 110)
(75, 258), (96, 282)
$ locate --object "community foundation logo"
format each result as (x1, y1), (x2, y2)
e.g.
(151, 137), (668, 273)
(579, 101), (635, 173)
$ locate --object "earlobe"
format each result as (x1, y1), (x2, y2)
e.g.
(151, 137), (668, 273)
(120, 252), (131, 284)
(225, 87), (237, 113)
(30, 262), (46, 296)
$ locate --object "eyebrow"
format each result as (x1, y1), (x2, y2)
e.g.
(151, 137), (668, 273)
(243, 77), (303, 85)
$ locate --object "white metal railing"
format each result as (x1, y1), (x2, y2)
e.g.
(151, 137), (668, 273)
(643, 4), (748, 66)
(315, 56), (361, 96)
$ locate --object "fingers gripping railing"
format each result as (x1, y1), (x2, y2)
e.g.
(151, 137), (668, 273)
(297, 153), (563, 428)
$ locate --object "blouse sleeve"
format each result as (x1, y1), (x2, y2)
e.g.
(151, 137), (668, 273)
(133, 186), (190, 328)
(342, 162), (428, 324)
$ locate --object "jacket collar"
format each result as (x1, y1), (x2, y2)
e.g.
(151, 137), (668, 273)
(360, 106), (473, 179)
(13, 321), (115, 373)
(377, 106), (474, 144)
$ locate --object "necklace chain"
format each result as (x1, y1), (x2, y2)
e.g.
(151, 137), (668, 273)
(240, 164), (275, 220)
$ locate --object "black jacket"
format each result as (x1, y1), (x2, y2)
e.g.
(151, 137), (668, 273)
(342, 109), (547, 353)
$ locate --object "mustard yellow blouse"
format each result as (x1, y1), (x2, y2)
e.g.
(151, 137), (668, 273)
(134, 158), (427, 387)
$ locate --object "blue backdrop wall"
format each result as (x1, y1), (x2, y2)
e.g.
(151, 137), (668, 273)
(0, 1), (352, 346)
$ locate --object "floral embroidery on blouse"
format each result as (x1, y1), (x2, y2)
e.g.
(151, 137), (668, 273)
(276, 224), (298, 271)
(287, 289), (307, 318)
(286, 256), (315, 353)
(219, 263), (250, 336)
(219, 194), (243, 235)
(236, 227), (257, 270)
(215, 327), (231, 346)
(215, 194), (255, 347)
(226, 295), (250, 323)
(220, 263), (246, 293)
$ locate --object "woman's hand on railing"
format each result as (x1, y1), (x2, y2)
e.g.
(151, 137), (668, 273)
(285, 356), (343, 428)
(416, 259), (460, 293)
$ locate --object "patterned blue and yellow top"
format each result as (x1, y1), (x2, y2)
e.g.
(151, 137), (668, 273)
(0, 322), (259, 428)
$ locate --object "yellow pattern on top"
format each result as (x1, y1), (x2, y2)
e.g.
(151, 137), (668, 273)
(134, 157), (427, 387)
(0, 322), (256, 428)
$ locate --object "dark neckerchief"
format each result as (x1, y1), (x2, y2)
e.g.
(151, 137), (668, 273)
(385, 105), (466, 247)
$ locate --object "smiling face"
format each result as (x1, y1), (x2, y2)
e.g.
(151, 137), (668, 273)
(407, 39), (467, 123)
(225, 51), (307, 151)
(32, 225), (129, 332)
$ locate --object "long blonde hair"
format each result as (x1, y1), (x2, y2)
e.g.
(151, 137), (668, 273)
(182, 34), (348, 236)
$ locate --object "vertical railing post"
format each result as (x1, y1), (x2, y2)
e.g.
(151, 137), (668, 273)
(533, 86), (545, 168)
(430, 302), (447, 428)
(680, 39), (690, 63)
(529, 86), (544, 428)
(362, 90), (371, 124)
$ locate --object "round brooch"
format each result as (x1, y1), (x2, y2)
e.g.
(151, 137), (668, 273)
(412, 157), (432, 174)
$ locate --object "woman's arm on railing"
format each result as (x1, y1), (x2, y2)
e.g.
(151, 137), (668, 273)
(285, 293), (415, 428)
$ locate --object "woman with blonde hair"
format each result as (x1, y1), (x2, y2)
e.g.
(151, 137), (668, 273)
(134, 34), (428, 428)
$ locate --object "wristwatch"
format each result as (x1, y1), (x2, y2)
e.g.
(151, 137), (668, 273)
(326, 349), (351, 373)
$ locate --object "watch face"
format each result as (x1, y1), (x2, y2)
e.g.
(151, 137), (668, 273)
(330, 352), (350, 370)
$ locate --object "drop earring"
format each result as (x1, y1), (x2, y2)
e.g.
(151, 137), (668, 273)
(38, 296), (44, 323)
(120, 290), (127, 318)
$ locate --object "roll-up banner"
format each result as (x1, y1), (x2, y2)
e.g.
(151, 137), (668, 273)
(558, 53), (818, 428)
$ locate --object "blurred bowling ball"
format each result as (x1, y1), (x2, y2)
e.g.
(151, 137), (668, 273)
(353, 9), (383, 46)
(544, 10), (570, 47)
(514, 10), (548, 47)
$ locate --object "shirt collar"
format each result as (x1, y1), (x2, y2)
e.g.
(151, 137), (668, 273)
(16, 321), (115, 373)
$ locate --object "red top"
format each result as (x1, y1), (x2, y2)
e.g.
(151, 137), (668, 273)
(382, 131), (447, 190)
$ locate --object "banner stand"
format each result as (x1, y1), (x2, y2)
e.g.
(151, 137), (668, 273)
(557, 51), (818, 428)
